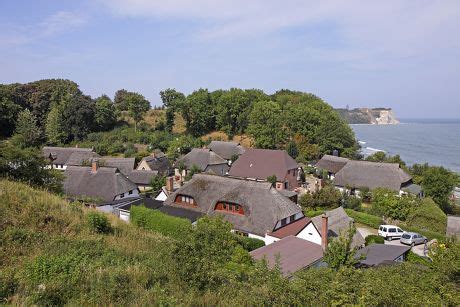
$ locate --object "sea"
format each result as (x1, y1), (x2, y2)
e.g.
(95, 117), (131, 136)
(351, 119), (460, 174)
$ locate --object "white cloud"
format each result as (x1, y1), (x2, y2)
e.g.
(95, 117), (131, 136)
(98, 0), (460, 67)
(0, 11), (87, 47)
(39, 11), (87, 36)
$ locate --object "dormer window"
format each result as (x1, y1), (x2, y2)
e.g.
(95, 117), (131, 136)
(215, 201), (244, 215)
(174, 194), (196, 206)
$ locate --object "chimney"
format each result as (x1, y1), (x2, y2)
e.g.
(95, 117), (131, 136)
(321, 214), (329, 251)
(166, 176), (174, 192)
(91, 159), (99, 173)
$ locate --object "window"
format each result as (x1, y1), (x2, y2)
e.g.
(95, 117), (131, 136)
(397, 228), (403, 233)
(383, 227), (387, 232)
(129, 190), (133, 195)
(389, 228), (396, 233)
(176, 195), (196, 206)
(215, 202), (244, 215)
(287, 170), (290, 175)
(284, 182), (288, 189)
(289, 215), (295, 223)
(281, 218), (287, 227)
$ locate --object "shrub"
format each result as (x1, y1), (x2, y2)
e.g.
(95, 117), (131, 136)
(299, 185), (341, 210)
(87, 212), (112, 234)
(130, 206), (191, 238)
(365, 235), (384, 245)
(406, 198), (447, 234)
(370, 188), (416, 220)
(345, 209), (383, 229)
(235, 236), (265, 251)
(342, 194), (362, 211)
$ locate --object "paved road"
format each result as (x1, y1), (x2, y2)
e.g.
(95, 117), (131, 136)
(356, 226), (427, 257)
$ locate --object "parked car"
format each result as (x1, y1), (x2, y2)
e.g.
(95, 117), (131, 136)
(378, 225), (404, 241)
(400, 232), (427, 246)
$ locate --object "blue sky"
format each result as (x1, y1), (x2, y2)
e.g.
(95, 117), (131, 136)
(1, 0), (459, 118)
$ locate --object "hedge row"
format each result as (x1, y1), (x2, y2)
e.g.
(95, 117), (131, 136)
(130, 206), (192, 238)
(345, 209), (383, 229)
(365, 235), (384, 246)
(235, 236), (265, 251)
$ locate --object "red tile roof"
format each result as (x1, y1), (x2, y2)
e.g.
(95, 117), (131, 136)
(267, 216), (311, 239)
(228, 149), (299, 181)
(250, 236), (323, 276)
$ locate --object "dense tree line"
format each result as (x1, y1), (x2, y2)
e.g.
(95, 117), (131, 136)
(160, 87), (358, 159)
(0, 80), (150, 145)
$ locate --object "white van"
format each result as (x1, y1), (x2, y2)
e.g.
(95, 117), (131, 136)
(378, 225), (404, 241)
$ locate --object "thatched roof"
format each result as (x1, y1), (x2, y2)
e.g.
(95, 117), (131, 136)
(96, 158), (135, 176)
(229, 149), (299, 181)
(127, 170), (158, 185)
(176, 148), (227, 171)
(63, 166), (137, 202)
(333, 160), (412, 191)
(315, 155), (349, 174)
(164, 173), (302, 236)
(208, 141), (245, 160)
(42, 146), (95, 165)
(139, 154), (172, 175)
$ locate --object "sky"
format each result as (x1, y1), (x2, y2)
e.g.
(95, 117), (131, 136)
(1, 0), (459, 118)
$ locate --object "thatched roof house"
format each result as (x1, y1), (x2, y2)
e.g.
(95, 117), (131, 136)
(333, 160), (412, 192)
(164, 173), (303, 237)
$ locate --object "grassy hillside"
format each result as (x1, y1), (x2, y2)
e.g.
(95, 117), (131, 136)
(1, 180), (459, 305)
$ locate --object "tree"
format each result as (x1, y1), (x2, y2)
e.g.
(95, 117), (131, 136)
(150, 175), (166, 192)
(299, 185), (342, 210)
(159, 88), (185, 132)
(286, 139), (298, 159)
(420, 166), (457, 212)
(215, 88), (261, 136)
(185, 164), (201, 181)
(11, 109), (41, 148)
(323, 224), (360, 270)
(166, 135), (203, 160)
(370, 188), (415, 220)
(247, 100), (285, 149)
(0, 142), (63, 193)
(171, 216), (243, 290)
(45, 104), (67, 144)
(113, 89), (129, 111)
(126, 92), (150, 132)
(94, 95), (117, 131)
(181, 89), (215, 137)
(266, 174), (277, 186)
(0, 97), (21, 137)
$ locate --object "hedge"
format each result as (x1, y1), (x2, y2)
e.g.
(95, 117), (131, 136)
(398, 224), (445, 242)
(365, 235), (384, 246)
(130, 206), (192, 238)
(345, 209), (383, 229)
(406, 198), (447, 234)
(235, 236), (265, 251)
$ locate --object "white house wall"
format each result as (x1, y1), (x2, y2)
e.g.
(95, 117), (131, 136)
(296, 223), (322, 245)
(155, 191), (168, 201)
(114, 189), (139, 201)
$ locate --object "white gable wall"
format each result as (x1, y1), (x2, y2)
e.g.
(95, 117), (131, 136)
(296, 223), (322, 245)
(155, 190), (168, 201)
